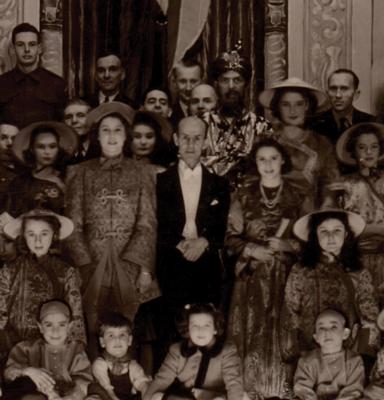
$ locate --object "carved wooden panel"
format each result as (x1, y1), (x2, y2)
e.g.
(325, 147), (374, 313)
(304, 0), (351, 88)
(264, 0), (287, 87)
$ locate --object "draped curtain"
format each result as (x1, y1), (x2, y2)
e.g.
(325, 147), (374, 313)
(63, 0), (265, 111)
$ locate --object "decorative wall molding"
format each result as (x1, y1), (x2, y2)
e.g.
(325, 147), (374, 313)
(264, 0), (287, 87)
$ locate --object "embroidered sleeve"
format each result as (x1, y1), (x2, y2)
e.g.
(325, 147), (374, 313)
(0, 264), (11, 330)
(221, 343), (245, 400)
(121, 164), (157, 273)
(280, 263), (304, 361)
(337, 354), (364, 399)
(65, 165), (92, 267)
(293, 357), (318, 400)
(64, 267), (87, 344)
(129, 360), (151, 393)
(353, 269), (380, 349)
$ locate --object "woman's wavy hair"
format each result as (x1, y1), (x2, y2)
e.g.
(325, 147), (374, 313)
(23, 127), (70, 173)
(87, 112), (132, 158)
(244, 137), (293, 176)
(128, 111), (173, 167)
(176, 303), (225, 340)
(300, 211), (362, 271)
(269, 87), (318, 127)
(17, 215), (62, 255)
(345, 123), (384, 161)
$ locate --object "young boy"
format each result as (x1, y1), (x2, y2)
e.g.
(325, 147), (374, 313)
(87, 312), (151, 400)
(3, 299), (92, 400)
(294, 308), (365, 400)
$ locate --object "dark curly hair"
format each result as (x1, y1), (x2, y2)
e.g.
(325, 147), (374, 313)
(176, 303), (225, 340)
(300, 211), (362, 271)
(98, 311), (133, 337)
(269, 87), (318, 127)
(245, 137), (293, 176)
(345, 123), (384, 162)
(23, 127), (70, 173)
(88, 112), (132, 158)
(17, 215), (61, 255)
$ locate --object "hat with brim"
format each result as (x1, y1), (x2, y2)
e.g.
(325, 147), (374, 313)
(293, 207), (365, 242)
(259, 77), (329, 112)
(4, 208), (74, 240)
(13, 121), (78, 165)
(336, 122), (384, 166)
(86, 101), (135, 129)
(378, 309), (384, 331)
(133, 110), (173, 143)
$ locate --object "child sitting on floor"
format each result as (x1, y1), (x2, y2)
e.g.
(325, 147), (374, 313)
(144, 303), (249, 400)
(294, 308), (365, 400)
(2, 299), (92, 400)
(87, 312), (151, 400)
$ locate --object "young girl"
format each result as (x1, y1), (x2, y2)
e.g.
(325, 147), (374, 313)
(226, 138), (302, 399)
(0, 208), (86, 360)
(281, 208), (379, 375)
(143, 303), (249, 400)
(329, 122), (384, 307)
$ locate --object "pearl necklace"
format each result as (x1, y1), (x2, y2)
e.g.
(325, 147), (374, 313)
(259, 181), (283, 209)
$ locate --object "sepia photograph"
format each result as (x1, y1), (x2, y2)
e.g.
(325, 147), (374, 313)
(0, 0), (383, 399)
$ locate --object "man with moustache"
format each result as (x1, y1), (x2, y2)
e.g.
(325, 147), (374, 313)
(202, 43), (271, 185)
(189, 83), (218, 116)
(0, 23), (66, 128)
(141, 87), (172, 118)
(88, 52), (136, 108)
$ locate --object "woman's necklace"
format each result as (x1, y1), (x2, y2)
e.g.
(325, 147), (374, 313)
(259, 181), (283, 208)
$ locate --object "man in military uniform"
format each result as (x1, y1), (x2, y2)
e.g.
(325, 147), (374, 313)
(0, 23), (66, 128)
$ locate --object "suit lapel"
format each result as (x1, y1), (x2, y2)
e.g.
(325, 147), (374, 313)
(169, 165), (186, 230)
(196, 167), (212, 226)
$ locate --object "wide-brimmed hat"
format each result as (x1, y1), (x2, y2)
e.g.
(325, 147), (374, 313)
(13, 121), (78, 165)
(336, 122), (384, 166)
(293, 207), (365, 242)
(259, 77), (328, 111)
(133, 110), (173, 143)
(4, 208), (74, 240)
(86, 101), (135, 128)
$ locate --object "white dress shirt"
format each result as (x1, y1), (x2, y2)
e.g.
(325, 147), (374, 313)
(178, 160), (202, 239)
(98, 91), (118, 104)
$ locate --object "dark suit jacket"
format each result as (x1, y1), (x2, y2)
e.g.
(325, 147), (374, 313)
(87, 90), (137, 109)
(156, 164), (230, 305)
(170, 101), (188, 129)
(310, 107), (375, 145)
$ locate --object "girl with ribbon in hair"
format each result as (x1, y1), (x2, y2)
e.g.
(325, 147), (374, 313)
(144, 303), (248, 400)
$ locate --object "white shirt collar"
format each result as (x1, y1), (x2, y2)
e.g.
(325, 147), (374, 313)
(178, 159), (202, 179)
(99, 91), (118, 104)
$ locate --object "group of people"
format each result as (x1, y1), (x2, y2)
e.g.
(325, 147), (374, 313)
(1, 21), (384, 400)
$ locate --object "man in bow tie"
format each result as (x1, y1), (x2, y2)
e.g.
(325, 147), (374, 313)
(154, 116), (230, 348)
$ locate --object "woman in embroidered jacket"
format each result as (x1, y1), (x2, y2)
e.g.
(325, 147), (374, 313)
(328, 122), (384, 308)
(226, 139), (302, 400)
(65, 102), (158, 357)
(259, 77), (339, 211)
(7, 121), (78, 216)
